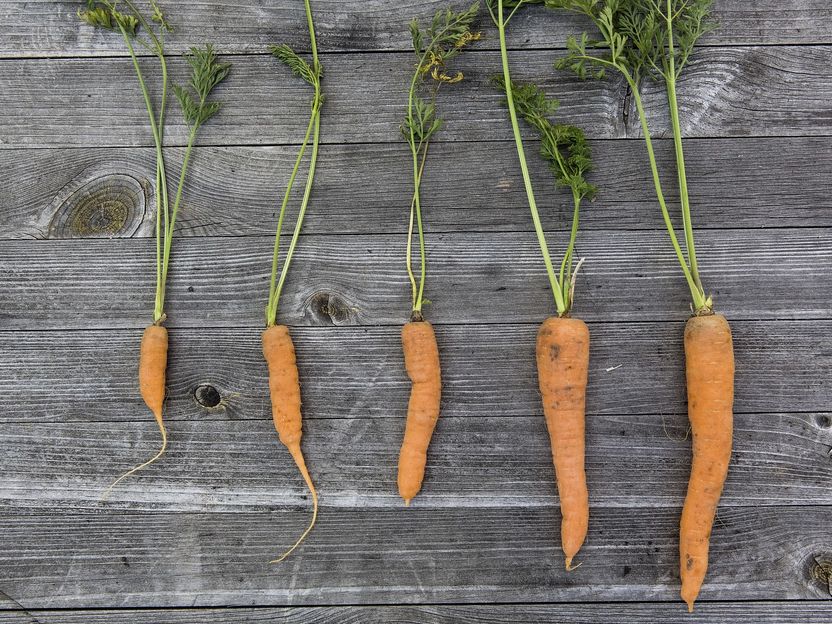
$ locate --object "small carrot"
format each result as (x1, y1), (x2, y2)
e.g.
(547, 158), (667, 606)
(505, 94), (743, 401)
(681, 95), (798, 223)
(396, 4), (477, 505)
(102, 324), (168, 498)
(398, 318), (442, 505)
(263, 324), (318, 563)
(680, 313), (734, 611)
(536, 317), (590, 570)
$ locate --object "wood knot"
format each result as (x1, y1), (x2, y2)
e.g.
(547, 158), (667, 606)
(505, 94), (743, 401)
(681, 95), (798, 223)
(306, 291), (354, 326)
(814, 414), (831, 430)
(37, 169), (150, 239)
(808, 553), (832, 596)
(194, 384), (222, 409)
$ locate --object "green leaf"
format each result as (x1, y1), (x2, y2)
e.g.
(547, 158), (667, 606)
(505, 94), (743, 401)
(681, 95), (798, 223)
(78, 2), (139, 37)
(493, 77), (595, 198)
(269, 43), (318, 85)
(175, 44), (231, 127)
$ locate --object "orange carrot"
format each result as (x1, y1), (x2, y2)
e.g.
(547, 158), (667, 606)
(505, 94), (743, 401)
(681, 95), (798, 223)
(536, 316), (590, 570)
(397, 319), (442, 505)
(263, 324), (318, 562)
(102, 324), (169, 498)
(680, 313), (734, 611)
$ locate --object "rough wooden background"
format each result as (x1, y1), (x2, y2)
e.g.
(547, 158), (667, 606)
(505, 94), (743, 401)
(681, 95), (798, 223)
(1, 1), (831, 622)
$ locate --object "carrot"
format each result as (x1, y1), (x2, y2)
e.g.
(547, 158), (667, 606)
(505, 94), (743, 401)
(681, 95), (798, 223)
(80, 3), (229, 499)
(102, 324), (168, 498)
(262, 0), (323, 562)
(398, 319), (442, 505)
(396, 4), (477, 505)
(536, 317), (590, 570)
(553, 0), (730, 607)
(680, 313), (734, 611)
(490, 0), (596, 568)
(263, 324), (318, 563)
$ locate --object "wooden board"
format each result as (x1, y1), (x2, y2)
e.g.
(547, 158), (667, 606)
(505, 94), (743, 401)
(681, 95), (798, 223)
(2, 602), (832, 623)
(3, 47), (832, 148)
(2, 321), (832, 423)
(2, 1), (830, 58)
(0, 229), (830, 329)
(2, 411), (831, 512)
(3, 0), (831, 619)
(3, 137), (831, 238)
(1, 506), (831, 609)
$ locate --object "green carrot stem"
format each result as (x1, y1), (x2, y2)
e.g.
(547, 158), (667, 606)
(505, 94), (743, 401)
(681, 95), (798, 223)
(495, 0), (565, 314)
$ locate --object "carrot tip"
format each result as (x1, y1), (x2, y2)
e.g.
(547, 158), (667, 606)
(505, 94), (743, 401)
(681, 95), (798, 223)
(403, 498), (412, 507)
(686, 600), (695, 613)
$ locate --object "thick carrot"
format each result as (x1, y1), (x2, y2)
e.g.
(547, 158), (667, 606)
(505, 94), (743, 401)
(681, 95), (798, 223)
(263, 324), (318, 562)
(398, 319), (442, 505)
(680, 313), (734, 611)
(102, 324), (169, 498)
(536, 316), (590, 570)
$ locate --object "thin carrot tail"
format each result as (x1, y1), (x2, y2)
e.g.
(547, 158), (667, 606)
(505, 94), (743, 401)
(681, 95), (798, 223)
(101, 413), (168, 501)
(270, 443), (318, 563)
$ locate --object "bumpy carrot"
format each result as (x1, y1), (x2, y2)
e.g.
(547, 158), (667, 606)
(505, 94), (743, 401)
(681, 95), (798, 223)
(536, 316), (590, 570)
(263, 324), (318, 562)
(680, 313), (734, 611)
(397, 320), (442, 505)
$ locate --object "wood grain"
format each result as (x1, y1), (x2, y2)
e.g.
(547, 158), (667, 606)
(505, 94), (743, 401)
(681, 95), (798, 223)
(0, 506), (829, 608)
(1, 321), (830, 423)
(0, 229), (829, 330)
(2, 412), (830, 512)
(2, 0), (829, 58)
(1, 603), (831, 623)
(3, 47), (831, 148)
(3, 137), (831, 239)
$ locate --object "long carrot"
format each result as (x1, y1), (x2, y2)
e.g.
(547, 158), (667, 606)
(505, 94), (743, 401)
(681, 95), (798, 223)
(536, 317), (590, 570)
(552, 0), (730, 607)
(489, 0), (596, 568)
(398, 319), (442, 505)
(263, 324), (318, 563)
(680, 313), (734, 611)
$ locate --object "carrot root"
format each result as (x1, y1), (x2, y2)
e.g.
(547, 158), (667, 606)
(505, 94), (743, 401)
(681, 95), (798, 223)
(397, 320), (442, 505)
(680, 313), (734, 611)
(536, 316), (590, 570)
(270, 443), (319, 564)
(102, 324), (169, 499)
(263, 325), (318, 562)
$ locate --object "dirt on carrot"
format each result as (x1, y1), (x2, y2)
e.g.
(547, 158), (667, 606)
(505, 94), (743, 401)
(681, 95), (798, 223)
(537, 317), (590, 569)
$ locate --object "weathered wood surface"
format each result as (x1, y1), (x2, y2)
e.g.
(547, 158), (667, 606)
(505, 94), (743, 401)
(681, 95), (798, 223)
(2, 603), (832, 624)
(0, 506), (830, 608)
(3, 46), (832, 149)
(1, 229), (830, 329)
(2, 0), (830, 619)
(2, 411), (830, 511)
(2, 321), (832, 423)
(2, 0), (829, 58)
(3, 137), (831, 238)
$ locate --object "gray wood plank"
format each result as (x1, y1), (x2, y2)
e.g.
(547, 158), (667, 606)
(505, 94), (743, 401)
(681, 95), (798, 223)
(3, 47), (831, 148)
(0, 506), (829, 608)
(3, 137), (830, 239)
(1, 602), (831, 623)
(0, 229), (829, 330)
(2, 411), (830, 512)
(2, 1), (829, 58)
(1, 321), (830, 423)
